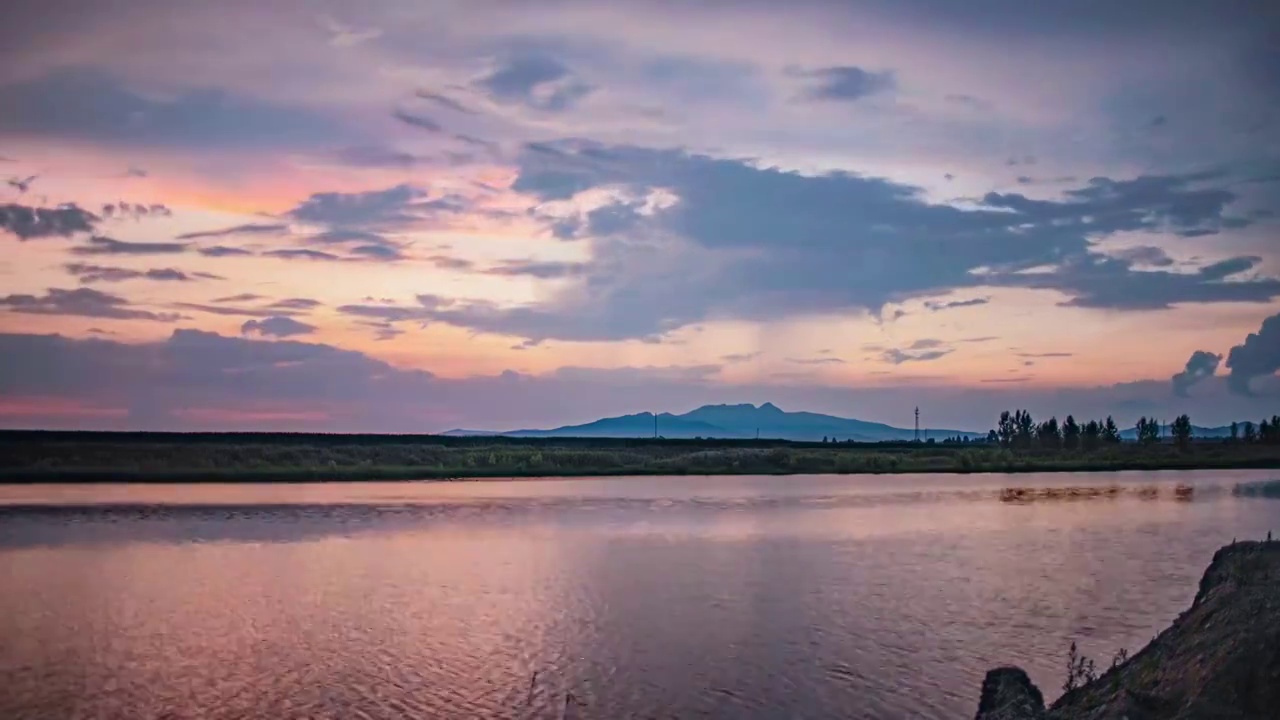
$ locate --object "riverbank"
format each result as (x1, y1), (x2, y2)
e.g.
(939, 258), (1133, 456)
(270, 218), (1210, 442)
(975, 539), (1280, 719)
(3, 431), (1280, 482)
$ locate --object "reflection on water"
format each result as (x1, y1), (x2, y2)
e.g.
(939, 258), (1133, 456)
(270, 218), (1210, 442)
(1, 470), (1277, 719)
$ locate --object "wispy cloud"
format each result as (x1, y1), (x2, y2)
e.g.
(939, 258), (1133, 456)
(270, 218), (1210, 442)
(64, 263), (220, 284)
(0, 287), (181, 321)
(924, 297), (990, 312)
(71, 236), (187, 256)
(790, 66), (895, 102)
(176, 223), (287, 240)
(241, 315), (317, 338)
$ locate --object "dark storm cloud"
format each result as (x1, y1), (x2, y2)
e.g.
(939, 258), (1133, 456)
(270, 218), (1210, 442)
(0, 203), (97, 239)
(64, 263), (215, 284)
(791, 66), (895, 102)
(475, 53), (594, 111)
(1171, 350), (1222, 397)
(0, 287), (180, 321)
(998, 253), (1280, 310)
(1225, 311), (1280, 395)
(422, 141), (1280, 343)
(175, 223), (287, 240)
(70, 235), (188, 256)
(240, 316), (317, 338)
(0, 68), (350, 148)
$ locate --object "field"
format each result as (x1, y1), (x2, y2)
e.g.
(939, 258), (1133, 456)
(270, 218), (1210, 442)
(3, 431), (1280, 482)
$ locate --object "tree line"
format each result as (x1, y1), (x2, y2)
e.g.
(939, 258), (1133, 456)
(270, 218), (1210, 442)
(987, 410), (1124, 451)
(979, 410), (1280, 451)
(1227, 416), (1280, 444)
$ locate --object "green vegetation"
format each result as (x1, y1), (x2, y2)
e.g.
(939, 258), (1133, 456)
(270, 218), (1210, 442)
(2, 420), (1280, 482)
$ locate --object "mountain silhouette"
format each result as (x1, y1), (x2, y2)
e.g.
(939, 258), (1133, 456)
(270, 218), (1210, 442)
(445, 403), (982, 441)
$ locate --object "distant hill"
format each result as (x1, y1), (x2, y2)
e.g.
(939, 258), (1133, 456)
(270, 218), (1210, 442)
(444, 402), (984, 442)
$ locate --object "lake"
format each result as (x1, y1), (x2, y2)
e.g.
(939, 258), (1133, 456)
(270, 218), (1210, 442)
(2, 470), (1278, 719)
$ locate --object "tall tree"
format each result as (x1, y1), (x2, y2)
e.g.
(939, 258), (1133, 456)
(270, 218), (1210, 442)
(1062, 415), (1081, 451)
(1148, 417), (1160, 444)
(997, 411), (1015, 448)
(1037, 417), (1062, 450)
(1136, 417), (1161, 445)
(1015, 410), (1035, 450)
(1103, 416), (1121, 444)
(1082, 420), (1102, 451)
(1243, 421), (1257, 443)
(1171, 414), (1193, 450)
(1230, 421), (1239, 443)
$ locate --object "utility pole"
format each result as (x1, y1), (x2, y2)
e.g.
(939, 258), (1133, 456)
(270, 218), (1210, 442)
(914, 406), (920, 443)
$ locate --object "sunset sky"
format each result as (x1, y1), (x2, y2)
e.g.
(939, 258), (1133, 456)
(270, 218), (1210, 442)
(2, 0), (1278, 432)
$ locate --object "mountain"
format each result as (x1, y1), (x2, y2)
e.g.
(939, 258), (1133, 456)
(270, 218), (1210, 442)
(444, 403), (984, 442)
(504, 412), (729, 439)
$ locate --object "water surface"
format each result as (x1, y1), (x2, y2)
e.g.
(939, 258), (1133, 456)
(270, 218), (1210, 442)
(2, 470), (1278, 719)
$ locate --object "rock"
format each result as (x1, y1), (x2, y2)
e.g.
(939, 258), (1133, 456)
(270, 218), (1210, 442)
(975, 667), (1046, 720)
(975, 540), (1280, 720)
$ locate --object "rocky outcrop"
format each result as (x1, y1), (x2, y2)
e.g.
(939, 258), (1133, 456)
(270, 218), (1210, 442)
(975, 540), (1280, 720)
(974, 668), (1046, 720)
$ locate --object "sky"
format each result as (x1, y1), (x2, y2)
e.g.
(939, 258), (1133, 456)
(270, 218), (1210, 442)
(2, 0), (1279, 433)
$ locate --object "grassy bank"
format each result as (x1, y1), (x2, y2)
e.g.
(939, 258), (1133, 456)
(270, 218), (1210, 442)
(3, 431), (1280, 482)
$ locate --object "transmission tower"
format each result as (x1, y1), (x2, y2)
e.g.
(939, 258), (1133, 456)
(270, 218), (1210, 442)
(915, 406), (920, 442)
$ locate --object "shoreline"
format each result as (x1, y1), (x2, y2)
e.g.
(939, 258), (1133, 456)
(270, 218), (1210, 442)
(2, 458), (1279, 484)
(5, 432), (1279, 484)
(975, 539), (1280, 719)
